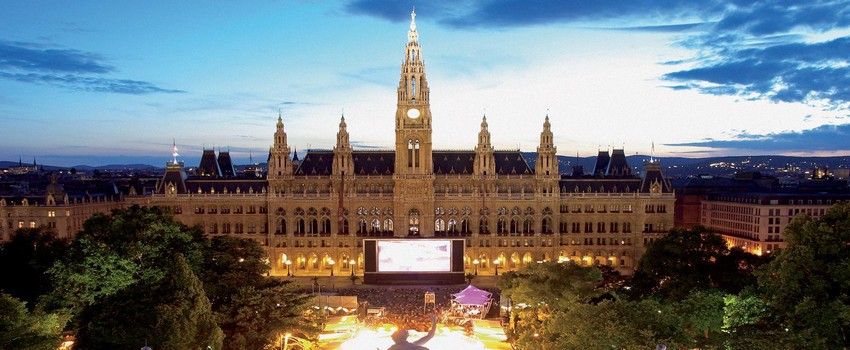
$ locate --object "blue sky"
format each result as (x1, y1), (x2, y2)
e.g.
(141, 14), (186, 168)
(1, 0), (849, 167)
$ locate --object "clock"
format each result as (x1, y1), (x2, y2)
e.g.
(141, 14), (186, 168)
(407, 108), (420, 119)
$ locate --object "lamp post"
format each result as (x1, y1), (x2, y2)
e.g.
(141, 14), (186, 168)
(328, 259), (335, 276)
(349, 259), (356, 276)
(493, 258), (500, 276)
(285, 260), (292, 276)
(473, 259), (479, 275)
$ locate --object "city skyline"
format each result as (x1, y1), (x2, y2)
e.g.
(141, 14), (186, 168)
(1, 1), (849, 167)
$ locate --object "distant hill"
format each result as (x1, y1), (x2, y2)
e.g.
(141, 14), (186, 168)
(521, 153), (850, 178)
(3, 155), (849, 178)
(0, 161), (162, 171)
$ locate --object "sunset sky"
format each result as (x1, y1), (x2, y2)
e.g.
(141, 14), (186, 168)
(1, 1), (848, 167)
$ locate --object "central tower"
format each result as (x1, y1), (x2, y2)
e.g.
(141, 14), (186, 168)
(394, 9), (435, 237)
(394, 9), (433, 175)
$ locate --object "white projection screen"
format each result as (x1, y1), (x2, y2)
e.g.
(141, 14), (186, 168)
(377, 240), (452, 272)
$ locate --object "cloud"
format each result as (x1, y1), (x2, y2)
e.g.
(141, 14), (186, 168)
(347, 0), (850, 110)
(666, 123), (850, 152)
(0, 40), (182, 94)
(664, 35), (850, 108)
(0, 40), (112, 73)
(0, 71), (184, 94)
(346, 0), (725, 28)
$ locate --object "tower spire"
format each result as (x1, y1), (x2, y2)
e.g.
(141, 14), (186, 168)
(408, 8), (418, 43)
(171, 139), (179, 164)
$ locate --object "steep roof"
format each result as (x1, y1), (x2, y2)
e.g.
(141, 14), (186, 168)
(294, 150), (334, 176)
(217, 151), (236, 178)
(607, 149), (631, 176)
(197, 149), (222, 177)
(353, 151), (394, 175)
(434, 151), (473, 175)
(494, 151), (533, 175)
(593, 151), (610, 176)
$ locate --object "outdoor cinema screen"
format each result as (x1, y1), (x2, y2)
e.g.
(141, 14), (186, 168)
(377, 240), (452, 272)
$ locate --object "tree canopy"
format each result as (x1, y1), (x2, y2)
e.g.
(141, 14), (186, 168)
(753, 203), (850, 348)
(0, 227), (67, 307)
(0, 293), (63, 350)
(629, 226), (764, 301)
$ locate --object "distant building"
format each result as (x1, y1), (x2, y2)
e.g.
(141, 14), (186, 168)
(674, 172), (850, 255)
(701, 192), (850, 254)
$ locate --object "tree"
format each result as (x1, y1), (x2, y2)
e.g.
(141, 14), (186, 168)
(498, 262), (601, 339)
(0, 227), (67, 307)
(48, 205), (206, 315)
(674, 289), (726, 347)
(521, 299), (685, 350)
(755, 203), (850, 349)
(0, 293), (64, 350)
(198, 236), (320, 350)
(198, 236), (270, 307)
(216, 281), (321, 350)
(499, 261), (601, 311)
(628, 226), (764, 301)
(76, 254), (223, 350)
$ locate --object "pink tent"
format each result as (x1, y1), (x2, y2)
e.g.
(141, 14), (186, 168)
(449, 285), (494, 320)
(452, 285), (492, 306)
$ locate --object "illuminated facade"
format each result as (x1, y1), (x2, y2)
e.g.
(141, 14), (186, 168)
(701, 192), (850, 255)
(147, 11), (674, 277)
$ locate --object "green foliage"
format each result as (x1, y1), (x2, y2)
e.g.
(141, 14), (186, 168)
(47, 205), (205, 314)
(0, 227), (67, 307)
(629, 226), (764, 301)
(199, 236), (270, 307)
(499, 261), (601, 310)
(216, 281), (320, 350)
(499, 261), (602, 343)
(754, 203), (850, 348)
(673, 289), (725, 347)
(76, 254), (223, 350)
(519, 299), (684, 350)
(198, 236), (319, 349)
(0, 293), (64, 350)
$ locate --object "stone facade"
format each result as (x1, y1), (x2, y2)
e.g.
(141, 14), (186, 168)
(149, 11), (674, 277)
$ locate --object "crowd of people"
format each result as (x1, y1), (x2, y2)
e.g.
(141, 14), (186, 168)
(331, 286), (501, 332)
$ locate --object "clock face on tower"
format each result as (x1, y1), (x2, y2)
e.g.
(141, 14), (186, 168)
(407, 108), (420, 119)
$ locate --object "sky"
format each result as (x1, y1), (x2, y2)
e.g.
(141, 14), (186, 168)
(1, 0), (849, 167)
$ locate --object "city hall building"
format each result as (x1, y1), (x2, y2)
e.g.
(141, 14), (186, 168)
(6, 11), (674, 277)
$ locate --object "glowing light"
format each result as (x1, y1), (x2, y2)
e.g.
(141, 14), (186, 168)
(336, 325), (488, 350)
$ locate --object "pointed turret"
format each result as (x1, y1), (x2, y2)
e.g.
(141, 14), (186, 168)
(268, 112), (293, 180)
(158, 142), (187, 195)
(535, 113), (558, 176)
(474, 114), (496, 176)
(197, 149), (222, 177)
(333, 114), (354, 176)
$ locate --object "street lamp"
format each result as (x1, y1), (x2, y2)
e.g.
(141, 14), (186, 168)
(493, 259), (500, 276)
(349, 259), (356, 276)
(473, 259), (479, 275)
(328, 259), (335, 276)
(285, 260), (292, 276)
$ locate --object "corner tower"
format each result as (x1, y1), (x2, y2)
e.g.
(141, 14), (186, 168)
(394, 9), (433, 175)
(268, 113), (293, 192)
